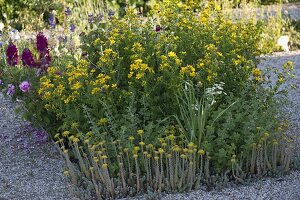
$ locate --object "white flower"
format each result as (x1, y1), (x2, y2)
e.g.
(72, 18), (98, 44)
(191, 104), (199, 111)
(9, 30), (20, 41)
(48, 37), (59, 53)
(0, 22), (4, 32)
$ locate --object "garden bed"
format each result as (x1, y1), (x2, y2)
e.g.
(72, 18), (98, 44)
(0, 1), (299, 199)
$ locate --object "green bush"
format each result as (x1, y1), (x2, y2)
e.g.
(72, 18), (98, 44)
(0, 0), (63, 30)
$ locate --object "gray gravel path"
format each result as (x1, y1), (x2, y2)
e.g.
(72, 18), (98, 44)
(0, 94), (75, 200)
(228, 3), (300, 21)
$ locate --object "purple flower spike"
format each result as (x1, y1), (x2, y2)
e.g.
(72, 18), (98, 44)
(22, 48), (36, 68)
(70, 24), (76, 32)
(7, 84), (15, 95)
(6, 43), (18, 66)
(19, 81), (31, 93)
(49, 13), (56, 29)
(0, 79), (3, 85)
(39, 52), (51, 72)
(97, 13), (104, 21)
(36, 32), (49, 54)
(108, 10), (115, 18)
(65, 7), (71, 16)
(88, 14), (93, 23)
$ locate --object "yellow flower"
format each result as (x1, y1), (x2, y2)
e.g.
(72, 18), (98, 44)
(43, 92), (51, 100)
(129, 136), (135, 141)
(172, 145), (181, 152)
(188, 142), (196, 148)
(54, 84), (65, 96)
(168, 51), (177, 58)
(102, 163), (108, 169)
(252, 68), (262, 77)
(278, 77), (284, 83)
(190, 71), (196, 77)
(180, 65), (196, 78)
(63, 170), (69, 176)
(71, 123), (78, 129)
(91, 87), (101, 94)
(86, 131), (93, 137)
(180, 154), (187, 159)
(146, 144), (154, 149)
(139, 141), (145, 146)
(198, 149), (205, 155)
(133, 146), (140, 152)
(93, 38), (102, 45)
(47, 67), (56, 74)
(175, 58), (181, 65)
(103, 48), (113, 54)
(158, 148), (164, 154)
(44, 104), (51, 110)
(71, 82), (82, 90)
(167, 134), (175, 141)
(109, 38), (116, 45)
(263, 132), (270, 138)
(54, 133), (60, 139)
(136, 73), (143, 79)
(162, 142), (167, 147)
(73, 137), (80, 143)
(132, 42), (144, 52)
(137, 129), (144, 135)
(128, 72), (134, 78)
(207, 75), (212, 82)
(62, 131), (70, 137)
(197, 62), (205, 69)
(97, 118), (108, 126)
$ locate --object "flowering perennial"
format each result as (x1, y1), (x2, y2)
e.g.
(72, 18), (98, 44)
(19, 81), (31, 93)
(6, 43), (18, 66)
(21, 48), (36, 68)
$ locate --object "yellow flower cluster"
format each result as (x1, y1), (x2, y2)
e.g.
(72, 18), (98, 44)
(128, 59), (154, 80)
(180, 65), (196, 78)
(97, 118), (108, 126)
(252, 68), (262, 81)
(159, 52), (182, 71)
(99, 48), (118, 65)
(90, 73), (112, 94)
(38, 77), (54, 98)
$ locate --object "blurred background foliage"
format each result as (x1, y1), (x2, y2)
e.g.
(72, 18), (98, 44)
(0, 0), (299, 49)
(1, 0), (300, 30)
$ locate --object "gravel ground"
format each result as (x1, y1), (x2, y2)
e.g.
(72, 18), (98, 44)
(0, 95), (75, 199)
(228, 3), (300, 21)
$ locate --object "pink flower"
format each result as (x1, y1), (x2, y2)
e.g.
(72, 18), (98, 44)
(19, 81), (31, 92)
(155, 25), (162, 32)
